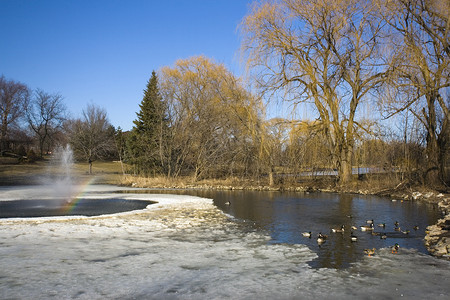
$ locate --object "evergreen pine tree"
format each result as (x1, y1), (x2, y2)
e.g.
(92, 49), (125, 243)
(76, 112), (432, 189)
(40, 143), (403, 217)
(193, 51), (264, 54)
(134, 71), (161, 135)
(127, 71), (167, 175)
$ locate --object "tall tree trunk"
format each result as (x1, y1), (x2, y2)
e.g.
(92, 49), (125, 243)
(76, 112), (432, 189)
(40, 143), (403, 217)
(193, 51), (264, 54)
(39, 139), (45, 158)
(438, 117), (450, 185)
(425, 137), (440, 186)
(424, 95), (442, 186)
(1, 115), (8, 152)
(88, 150), (93, 175)
(88, 159), (93, 175)
(339, 147), (353, 186)
(268, 167), (274, 186)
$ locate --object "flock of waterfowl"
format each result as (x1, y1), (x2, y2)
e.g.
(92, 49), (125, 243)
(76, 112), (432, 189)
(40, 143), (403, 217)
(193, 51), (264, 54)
(302, 219), (419, 257)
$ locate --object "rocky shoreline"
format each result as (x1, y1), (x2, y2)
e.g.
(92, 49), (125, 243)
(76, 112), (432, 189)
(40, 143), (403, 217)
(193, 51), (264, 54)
(424, 195), (450, 259)
(387, 190), (450, 260)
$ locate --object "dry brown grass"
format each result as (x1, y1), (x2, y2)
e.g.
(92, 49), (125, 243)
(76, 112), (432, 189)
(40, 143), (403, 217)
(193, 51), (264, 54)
(119, 175), (247, 189)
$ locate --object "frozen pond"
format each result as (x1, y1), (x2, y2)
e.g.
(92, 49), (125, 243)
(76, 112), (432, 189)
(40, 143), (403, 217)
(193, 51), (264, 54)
(0, 185), (449, 299)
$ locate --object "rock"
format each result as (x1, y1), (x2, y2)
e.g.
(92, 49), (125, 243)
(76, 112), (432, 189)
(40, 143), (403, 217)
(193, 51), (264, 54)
(424, 192), (434, 198)
(434, 244), (448, 256)
(424, 195), (450, 260)
(412, 192), (422, 200)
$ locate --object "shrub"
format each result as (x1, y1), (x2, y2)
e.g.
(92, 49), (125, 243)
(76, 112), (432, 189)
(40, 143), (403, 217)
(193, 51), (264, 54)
(26, 149), (38, 163)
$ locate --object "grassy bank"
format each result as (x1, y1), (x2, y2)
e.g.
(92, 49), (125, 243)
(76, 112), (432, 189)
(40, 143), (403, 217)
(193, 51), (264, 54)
(0, 158), (124, 185)
(119, 172), (447, 202)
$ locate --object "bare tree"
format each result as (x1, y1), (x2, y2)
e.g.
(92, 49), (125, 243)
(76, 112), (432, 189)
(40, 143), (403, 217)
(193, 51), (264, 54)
(68, 104), (116, 174)
(240, 0), (388, 185)
(379, 0), (450, 185)
(0, 75), (29, 153)
(25, 89), (66, 157)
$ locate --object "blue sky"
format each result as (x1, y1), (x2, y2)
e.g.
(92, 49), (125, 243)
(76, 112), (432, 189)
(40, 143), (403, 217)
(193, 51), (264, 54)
(0, 0), (254, 130)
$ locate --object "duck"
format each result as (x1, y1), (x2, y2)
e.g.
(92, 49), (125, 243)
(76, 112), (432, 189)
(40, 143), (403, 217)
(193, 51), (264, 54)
(391, 243), (400, 254)
(351, 225), (358, 230)
(360, 223), (374, 231)
(332, 225), (345, 233)
(413, 225), (419, 231)
(394, 221), (399, 227)
(394, 226), (401, 231)
(364, 248), (376, 256)
(380, 233), (387, 239)
(350, 232), (358, 242)
(401, 230), (410, 235)
(377, 223), (386, 228)
(366, 219), (374, 225)
(302, 231), (312, 238)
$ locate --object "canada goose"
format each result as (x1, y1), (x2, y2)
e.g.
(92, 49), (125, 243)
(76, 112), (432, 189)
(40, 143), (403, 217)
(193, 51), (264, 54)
(350, 232), (358, 242)
(391, 243), (400, 254)
(302, 231), (312, 238)
(361, 224), (374, 231)
(317, 232), (328, 244)
(332, 225), (345, 233)
(364, 248), (376, 256)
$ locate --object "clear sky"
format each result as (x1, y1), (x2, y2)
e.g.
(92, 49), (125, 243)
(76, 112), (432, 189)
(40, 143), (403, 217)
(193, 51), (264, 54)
(0, 0), (254, 131)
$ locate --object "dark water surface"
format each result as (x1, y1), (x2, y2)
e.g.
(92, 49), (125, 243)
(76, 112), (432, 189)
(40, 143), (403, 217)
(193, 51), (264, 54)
(137, 189), (441, 269)
(0, 198), (155, 218)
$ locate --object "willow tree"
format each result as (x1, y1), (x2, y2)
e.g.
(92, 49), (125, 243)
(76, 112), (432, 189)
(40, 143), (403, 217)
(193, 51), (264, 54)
(241, 0), (388, 185)
(380, 0), (450, 185)
(159, 56), (263, 180)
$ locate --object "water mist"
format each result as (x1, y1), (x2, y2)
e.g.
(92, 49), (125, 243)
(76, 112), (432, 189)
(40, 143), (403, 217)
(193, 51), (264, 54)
(46, 144), (78, 203)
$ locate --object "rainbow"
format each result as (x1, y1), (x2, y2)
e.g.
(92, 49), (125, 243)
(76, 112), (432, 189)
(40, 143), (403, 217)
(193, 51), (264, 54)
(59, 177), (97, 215)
